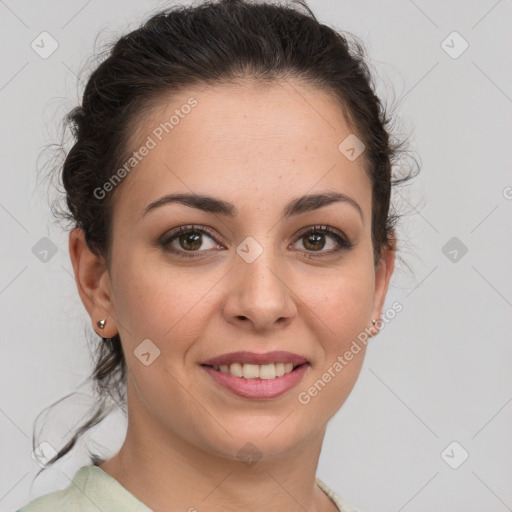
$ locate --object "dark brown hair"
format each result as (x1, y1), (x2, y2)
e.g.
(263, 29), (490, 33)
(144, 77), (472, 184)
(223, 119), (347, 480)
(34, 0), (418, 478)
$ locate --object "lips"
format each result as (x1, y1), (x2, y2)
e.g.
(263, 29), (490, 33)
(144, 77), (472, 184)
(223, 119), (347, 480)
(200, 350), (309, 367)
(200, 361), (310, 399)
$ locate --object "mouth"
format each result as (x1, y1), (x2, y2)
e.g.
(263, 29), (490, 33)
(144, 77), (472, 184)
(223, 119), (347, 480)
(200, 361), (309, 380)
(199, 361), (310, 399)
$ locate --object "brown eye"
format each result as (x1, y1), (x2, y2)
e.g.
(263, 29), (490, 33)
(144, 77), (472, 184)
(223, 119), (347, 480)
(292, 226), (353, 257)
(302, 232), (327, 251)
(160, 225), (223, 258)
(176, 231), (203, 251)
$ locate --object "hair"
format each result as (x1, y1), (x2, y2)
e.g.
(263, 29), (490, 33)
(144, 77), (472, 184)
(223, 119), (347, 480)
(33, 0), (419, 479)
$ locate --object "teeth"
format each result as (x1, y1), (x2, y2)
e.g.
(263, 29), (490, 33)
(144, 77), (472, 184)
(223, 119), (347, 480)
(215, 362), (297, 379)
(274, 363), (285, 377)
(259, 364), (276, 380)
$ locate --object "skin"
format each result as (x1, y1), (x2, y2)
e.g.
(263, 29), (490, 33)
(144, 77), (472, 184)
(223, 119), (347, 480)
(69, 79), (395, 512)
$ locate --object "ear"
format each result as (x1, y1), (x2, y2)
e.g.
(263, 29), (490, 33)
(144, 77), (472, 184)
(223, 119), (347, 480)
(370, 237), (396, 334)
(68, 228), (118, 338)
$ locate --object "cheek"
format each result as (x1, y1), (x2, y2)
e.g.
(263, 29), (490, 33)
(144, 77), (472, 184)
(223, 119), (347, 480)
(295, 273), (373, 418)
(110, 250), (220, 347)
(304, 262), (375, 343)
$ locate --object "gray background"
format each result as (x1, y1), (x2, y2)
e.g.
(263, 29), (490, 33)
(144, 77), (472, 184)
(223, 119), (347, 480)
(1, 1), (511, 511)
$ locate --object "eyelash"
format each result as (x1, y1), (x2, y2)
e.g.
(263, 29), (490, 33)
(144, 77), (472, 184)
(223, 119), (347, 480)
(159, 224), (354, 259)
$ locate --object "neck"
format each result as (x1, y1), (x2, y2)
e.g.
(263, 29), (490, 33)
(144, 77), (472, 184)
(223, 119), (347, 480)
(98, 380), (338, 512)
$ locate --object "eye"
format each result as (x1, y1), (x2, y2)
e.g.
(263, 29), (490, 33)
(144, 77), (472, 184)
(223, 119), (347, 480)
(159, 225), (224, 258)
(291, 225), (353, 257)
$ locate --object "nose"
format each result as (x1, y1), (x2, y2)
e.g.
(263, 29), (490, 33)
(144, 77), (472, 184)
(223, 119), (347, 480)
(222, 243), (297, 333)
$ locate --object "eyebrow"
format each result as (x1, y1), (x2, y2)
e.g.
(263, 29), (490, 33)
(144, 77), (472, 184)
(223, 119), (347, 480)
(141, 191), (363, 222)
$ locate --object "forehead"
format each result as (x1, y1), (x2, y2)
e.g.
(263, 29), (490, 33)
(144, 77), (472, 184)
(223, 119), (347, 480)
(112, 79), (371, 219)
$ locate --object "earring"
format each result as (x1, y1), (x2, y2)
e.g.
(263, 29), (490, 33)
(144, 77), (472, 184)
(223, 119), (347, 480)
(372, 319), (377, 326)
(97, 319), (106, 329)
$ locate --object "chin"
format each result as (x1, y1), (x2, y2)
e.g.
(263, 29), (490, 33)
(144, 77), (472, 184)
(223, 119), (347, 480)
(201, 419), (317, 462)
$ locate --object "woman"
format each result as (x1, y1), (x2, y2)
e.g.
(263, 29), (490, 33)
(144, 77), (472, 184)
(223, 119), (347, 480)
(18, 0), (415, 510)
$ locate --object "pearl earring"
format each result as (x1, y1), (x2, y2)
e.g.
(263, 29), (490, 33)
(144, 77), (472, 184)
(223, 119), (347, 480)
(97, 319), (106, 329)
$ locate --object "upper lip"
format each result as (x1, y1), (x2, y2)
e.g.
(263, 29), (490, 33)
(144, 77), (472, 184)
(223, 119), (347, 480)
(200, 351), (309, 367)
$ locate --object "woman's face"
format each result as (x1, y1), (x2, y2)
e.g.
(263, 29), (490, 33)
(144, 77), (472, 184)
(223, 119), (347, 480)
(89, 80), (394, 461)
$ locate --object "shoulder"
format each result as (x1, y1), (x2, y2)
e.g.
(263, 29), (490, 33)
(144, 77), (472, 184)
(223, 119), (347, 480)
(17, 466), (93, 512)
(315, 477), (362, 512)
(17, 465), (151, 512)
(16, 488), (75, 511)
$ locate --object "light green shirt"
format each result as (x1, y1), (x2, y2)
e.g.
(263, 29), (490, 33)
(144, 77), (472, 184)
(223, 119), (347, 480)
(17, 465), (360, 512)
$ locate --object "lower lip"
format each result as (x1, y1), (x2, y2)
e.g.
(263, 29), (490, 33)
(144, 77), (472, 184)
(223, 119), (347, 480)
(200, 364), (309, 399)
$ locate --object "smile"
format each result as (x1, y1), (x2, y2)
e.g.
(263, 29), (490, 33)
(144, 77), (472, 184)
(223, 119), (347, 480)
(200, 362), (310, 399)
(206, 362), (298, 379)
